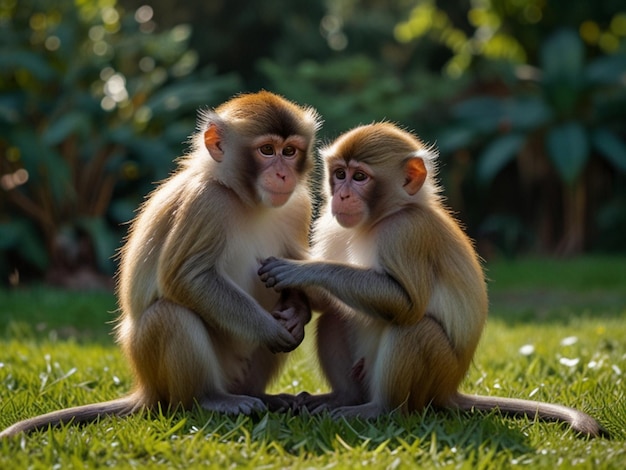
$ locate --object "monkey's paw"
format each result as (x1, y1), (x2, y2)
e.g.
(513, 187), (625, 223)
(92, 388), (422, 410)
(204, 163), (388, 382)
(330, 402), (385, 420)
(200, 394), (267, 415)
(272, 307), (306, 345)
(258, 257), (302, 290)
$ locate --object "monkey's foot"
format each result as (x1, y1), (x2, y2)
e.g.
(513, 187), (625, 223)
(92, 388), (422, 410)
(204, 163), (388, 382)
(298, 391), (363, 414)
(297, 392), (332, 414)
(257, 393), (300, 412)
(200, 394), (267, 415)
(331, 402), (385, 420)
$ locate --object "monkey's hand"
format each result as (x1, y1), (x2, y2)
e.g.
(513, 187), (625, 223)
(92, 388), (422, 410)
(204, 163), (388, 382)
(258, 257), (305, 290)
(264, 318), (301, 353)
(272, 306), (306, 346)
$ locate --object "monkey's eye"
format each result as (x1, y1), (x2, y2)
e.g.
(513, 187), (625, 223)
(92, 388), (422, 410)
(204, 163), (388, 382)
(353, 171), (368, 182)
(259, 144), (275, 156)
(282, 146), (297, 158)
(334, 168), (346, 180)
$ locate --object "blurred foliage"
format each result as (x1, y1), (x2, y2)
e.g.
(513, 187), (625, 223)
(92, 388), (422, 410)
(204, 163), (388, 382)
(442, 29), (626, 254)
(260, 56), (464, 142)
(0, 0), (240, 284)
(392, 0), (626, 254)
(395, 0), (626, 75)
(0, 0), (625, 285)
(260, 0), (626, 255)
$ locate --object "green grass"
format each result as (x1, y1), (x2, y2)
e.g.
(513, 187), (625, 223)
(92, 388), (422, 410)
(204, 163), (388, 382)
(1, 256), (625, 469)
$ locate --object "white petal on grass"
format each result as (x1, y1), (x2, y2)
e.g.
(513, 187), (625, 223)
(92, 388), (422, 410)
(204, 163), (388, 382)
(612, 365), (622, 375)
(519, 344), (535, 356)
(559, 357), (580, 367)
(560, 336), (578, 346)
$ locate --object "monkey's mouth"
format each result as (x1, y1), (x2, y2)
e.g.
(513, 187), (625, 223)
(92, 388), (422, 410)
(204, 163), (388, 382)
(266, 189), (292, 197)
(263, 189), (293, 207)
(333, 211), (363, 228)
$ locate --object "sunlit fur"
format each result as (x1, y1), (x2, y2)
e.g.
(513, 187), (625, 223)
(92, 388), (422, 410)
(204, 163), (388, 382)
(0, 91), (320, 439)
(312, 122), (487, 407)
(258, 122), (604, 438)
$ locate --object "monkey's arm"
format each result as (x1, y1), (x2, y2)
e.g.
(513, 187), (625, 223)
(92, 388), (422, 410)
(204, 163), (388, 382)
(164, 263), (301, 353)
(153, 191), (301, 353)
(259, 257), (415, 324)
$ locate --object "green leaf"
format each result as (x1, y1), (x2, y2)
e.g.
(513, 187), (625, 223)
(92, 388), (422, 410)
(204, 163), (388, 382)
(591, 128), (626, 173)
(585, 54), (626, 85)
(540, 29), (585, 114)
(504, 97), (552, 130)
(76, 217), (120, 275)
(452, 96), (551, 134)
(126, 137), (176, 181)
(10, 129), (43, 177)
(546, 122), (589, 184)
(540, 29), (584, 83)
(452, 97), (504, 133)
(436, 126), (476, 153)
(108, 198), (138, 224)
(0, 223), (21, 248)
(19, 224), (50, 271)
(0, 50), (57, 82)
(43, 111), (90, 146)
(0, 94), (25, 124)
(476, 133), (526, 184)
(45, 150), (75, 206)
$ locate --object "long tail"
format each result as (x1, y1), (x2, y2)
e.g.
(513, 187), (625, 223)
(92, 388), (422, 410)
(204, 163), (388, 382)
(0, 395), (138, 439)
(451, 393), (608, 438)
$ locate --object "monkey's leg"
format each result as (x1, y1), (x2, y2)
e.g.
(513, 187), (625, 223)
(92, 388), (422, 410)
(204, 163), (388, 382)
(232, 346), (298, 412)
(300, 312), (366, 413)
(332, 316), (464, 419)
(131, 300), (266, 414)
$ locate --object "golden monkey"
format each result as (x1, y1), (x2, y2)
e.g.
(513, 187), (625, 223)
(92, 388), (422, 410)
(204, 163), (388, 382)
(0, 91), (321, 438)
(258, 122), (605, 438)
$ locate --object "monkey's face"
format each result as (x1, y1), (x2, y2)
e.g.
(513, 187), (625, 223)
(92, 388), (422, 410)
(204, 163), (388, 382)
(322, 122), (433, 229)
(328, 160), (373, 228)
(252, 134), (309, 208)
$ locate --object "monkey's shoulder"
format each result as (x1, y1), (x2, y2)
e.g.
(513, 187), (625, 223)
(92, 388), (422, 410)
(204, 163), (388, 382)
(151, 172), (243, 222)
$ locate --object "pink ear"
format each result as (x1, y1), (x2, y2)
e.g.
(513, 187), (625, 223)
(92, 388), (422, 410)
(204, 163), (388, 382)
(204, 124), (224, 162)
(403, 158), (427, 195)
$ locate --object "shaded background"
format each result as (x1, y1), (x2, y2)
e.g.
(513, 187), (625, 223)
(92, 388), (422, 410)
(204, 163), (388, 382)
(1, 0), (625, 288)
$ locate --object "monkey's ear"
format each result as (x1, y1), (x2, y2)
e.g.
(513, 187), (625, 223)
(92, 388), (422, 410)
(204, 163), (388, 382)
(204, 123), (224, 162)
(403, 157), (427, 195)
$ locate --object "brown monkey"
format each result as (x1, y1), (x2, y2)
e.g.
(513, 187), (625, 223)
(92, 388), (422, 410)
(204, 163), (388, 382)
(258, 122), (605, 437)
(0, 91), (320, 439)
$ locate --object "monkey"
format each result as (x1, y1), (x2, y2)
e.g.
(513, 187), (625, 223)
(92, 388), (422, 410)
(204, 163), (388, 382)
(0, 91), (321, 439)
(258, 122), (605, 438)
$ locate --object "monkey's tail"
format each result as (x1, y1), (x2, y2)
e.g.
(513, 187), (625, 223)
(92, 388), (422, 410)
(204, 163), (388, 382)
(0, 394), (139, 439)
(450, 393), (608, 438)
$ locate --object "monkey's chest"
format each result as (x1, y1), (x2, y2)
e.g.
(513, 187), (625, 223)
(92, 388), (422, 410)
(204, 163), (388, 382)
(221, 229), (288, 309)
(322, 231), (378, 268)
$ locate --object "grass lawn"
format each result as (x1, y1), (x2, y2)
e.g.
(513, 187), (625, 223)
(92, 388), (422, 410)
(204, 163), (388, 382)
(0, 256), (625, 469)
